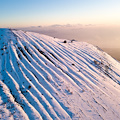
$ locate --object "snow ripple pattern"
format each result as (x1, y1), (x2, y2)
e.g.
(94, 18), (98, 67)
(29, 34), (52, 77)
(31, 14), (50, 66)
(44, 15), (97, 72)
(0, 28), (120, 120)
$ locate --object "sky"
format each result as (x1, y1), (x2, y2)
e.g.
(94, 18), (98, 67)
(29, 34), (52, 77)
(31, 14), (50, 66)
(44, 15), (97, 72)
(1, 0), (120, 27)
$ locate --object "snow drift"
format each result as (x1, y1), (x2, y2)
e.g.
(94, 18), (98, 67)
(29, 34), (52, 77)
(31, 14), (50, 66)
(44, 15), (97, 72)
(0, 28), (120, 120)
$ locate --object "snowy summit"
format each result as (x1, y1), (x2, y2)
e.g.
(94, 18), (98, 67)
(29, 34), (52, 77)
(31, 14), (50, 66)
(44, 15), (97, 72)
(0, 28), (120, 120)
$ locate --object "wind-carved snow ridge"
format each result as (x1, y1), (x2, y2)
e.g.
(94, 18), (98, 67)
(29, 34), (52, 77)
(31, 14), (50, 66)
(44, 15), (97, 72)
(0, 28), (120, 120)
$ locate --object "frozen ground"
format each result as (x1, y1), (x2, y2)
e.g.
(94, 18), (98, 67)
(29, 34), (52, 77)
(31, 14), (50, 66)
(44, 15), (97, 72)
(0, 28), (120, 120)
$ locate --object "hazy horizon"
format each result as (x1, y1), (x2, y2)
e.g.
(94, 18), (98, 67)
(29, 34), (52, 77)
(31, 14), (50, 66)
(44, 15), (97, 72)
(17, 25), (120, 48)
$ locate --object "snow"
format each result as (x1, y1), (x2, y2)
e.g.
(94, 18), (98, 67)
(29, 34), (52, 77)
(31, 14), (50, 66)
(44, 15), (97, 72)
(0, 28), (120, 120)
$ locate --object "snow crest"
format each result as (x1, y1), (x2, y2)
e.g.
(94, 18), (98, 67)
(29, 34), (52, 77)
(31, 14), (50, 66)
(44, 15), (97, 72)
(0, 28), (120, 120)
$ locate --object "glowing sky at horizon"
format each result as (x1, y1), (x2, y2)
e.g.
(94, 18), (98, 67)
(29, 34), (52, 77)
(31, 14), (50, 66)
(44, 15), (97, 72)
(1, 0), (120, 27)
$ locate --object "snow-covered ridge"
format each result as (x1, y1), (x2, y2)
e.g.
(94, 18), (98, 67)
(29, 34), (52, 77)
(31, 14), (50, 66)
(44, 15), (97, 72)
(0, 28), (120, 120)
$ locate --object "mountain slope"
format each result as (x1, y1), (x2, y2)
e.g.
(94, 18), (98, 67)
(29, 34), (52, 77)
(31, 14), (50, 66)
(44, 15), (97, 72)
(0, 28), (120, 120)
